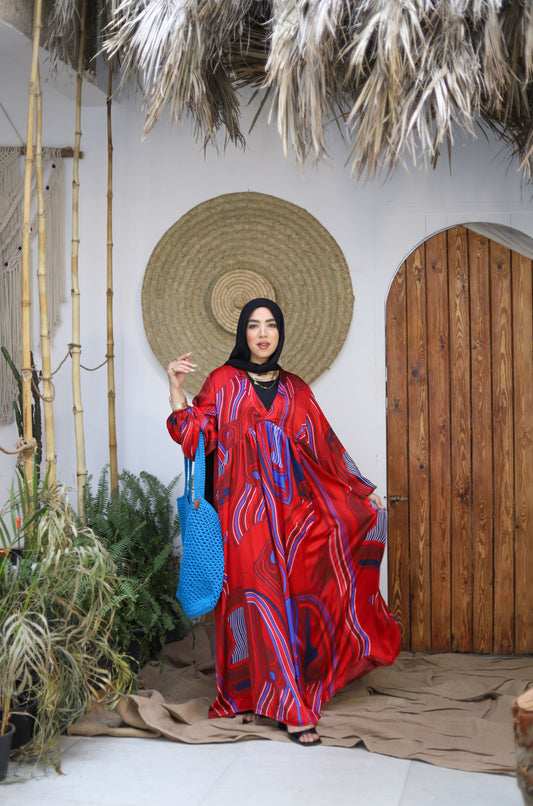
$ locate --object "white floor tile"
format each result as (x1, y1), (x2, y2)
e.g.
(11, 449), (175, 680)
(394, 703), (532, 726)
(198, 741), (410, 806)
(1, 736), (248, 806)
(400, 760), (523, 806)
(0, 735), (522, 806)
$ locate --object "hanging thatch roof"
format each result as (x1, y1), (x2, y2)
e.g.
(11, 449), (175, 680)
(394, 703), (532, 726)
(47, 0), (533, 181)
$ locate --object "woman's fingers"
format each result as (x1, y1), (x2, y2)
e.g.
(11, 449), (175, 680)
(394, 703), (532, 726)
(167, 353), (197, 377)
(368, 492), (386, 510)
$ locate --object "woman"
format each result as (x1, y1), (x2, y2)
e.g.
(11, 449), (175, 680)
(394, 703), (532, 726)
(167, 298), (400, 746)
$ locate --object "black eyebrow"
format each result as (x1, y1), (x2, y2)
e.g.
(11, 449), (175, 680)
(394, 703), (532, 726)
(247, 318), (276, 323)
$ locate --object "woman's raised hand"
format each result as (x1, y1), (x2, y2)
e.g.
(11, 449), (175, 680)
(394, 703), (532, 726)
(167, 353), (197, 391)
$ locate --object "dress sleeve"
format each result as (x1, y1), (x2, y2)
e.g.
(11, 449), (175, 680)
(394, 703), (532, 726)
(300, 391), (376, 496)
(166, 372), (218, 460)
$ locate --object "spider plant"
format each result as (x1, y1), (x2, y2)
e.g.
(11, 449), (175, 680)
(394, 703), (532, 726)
(0, 463), (133, 770)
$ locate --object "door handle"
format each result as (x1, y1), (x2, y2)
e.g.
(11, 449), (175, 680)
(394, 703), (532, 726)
(388, 494), (408, 504)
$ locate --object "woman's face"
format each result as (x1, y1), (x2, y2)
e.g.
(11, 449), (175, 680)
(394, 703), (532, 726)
(246, 307), (279, 365)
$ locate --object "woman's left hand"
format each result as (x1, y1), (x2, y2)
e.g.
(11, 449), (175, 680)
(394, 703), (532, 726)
(368, 492), (386, 510)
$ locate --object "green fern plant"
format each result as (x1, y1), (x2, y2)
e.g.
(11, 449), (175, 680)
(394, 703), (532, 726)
(84, 468), (189, 667)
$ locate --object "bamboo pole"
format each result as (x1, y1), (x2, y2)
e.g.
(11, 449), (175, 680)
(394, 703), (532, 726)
(35, 62), (57, 485)
(71, 0), (88, 518)
(106, 68), (118, 491)
(20, 0), (43, 482)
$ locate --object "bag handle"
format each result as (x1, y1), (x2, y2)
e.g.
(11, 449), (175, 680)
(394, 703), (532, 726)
(183, 451), (193, 502)
(183, 431), (207, 503)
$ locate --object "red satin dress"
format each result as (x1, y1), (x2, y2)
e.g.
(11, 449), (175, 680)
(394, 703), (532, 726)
(167, 365), (400, 726)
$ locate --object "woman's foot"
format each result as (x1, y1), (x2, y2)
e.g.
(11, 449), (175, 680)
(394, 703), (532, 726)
(231, 710), (255, 724)
(285, 724), (321, 746)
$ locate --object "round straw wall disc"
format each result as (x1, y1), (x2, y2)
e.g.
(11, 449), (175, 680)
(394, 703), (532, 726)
(142, 192), (354, 396)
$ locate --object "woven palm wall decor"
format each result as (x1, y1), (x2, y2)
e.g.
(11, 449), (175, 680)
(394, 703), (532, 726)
(142, 192), (354, 397)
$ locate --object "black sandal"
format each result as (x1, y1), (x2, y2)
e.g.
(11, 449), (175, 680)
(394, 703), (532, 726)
(286, 727), (321, 747)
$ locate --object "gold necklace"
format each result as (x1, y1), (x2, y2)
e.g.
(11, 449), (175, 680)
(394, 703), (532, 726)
(248, 370), (279, 389)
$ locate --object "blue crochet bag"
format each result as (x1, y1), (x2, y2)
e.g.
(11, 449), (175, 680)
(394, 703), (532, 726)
(176, 432), (224, 618)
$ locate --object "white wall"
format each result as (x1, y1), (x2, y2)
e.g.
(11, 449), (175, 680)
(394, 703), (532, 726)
(105, 98), (532, 504)
(1, 27), (532, 595)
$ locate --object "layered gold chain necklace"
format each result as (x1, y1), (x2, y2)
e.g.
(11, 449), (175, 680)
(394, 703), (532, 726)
(247, 370), (279, 389)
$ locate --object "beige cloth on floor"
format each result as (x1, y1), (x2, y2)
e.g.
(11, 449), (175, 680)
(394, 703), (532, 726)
(68, 626), (533, 774)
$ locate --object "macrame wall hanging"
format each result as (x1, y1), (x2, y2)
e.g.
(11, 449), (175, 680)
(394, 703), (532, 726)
(0, 146), (65, 425)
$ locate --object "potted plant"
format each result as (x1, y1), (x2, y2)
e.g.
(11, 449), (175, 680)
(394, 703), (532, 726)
(0, 722), (15, 782)
(84, 468), (190, 668)
(0, 464), (134, 771)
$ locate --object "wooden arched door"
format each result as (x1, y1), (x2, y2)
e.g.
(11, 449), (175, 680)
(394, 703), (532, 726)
(386, 225), (533, 654)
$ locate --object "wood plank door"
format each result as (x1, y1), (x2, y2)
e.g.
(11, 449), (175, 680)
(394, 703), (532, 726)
(386, 225), (533, 654)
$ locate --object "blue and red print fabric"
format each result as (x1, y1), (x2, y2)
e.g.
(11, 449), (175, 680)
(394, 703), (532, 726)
(167, 365), (400, 727)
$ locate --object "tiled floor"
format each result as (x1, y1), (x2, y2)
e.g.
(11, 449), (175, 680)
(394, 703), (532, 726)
(0, 735), (524, 806)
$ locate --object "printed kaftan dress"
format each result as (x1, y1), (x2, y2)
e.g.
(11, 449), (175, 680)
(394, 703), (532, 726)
(167, 365), (401, 726)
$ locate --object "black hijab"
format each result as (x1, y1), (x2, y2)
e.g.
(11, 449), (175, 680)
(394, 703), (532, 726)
(225, 298), (284, 374)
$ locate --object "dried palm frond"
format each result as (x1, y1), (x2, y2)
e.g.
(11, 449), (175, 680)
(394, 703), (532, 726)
(48, 0), (101, 74)
(42, 0), (533, 182)
(478, 2), (533, 181)
(102, 0), (256, 145)
(228, 0), (271, 88)
(341, 0), (432, 177)
(47, 0), (80, 67)
(265, 0), (349, 164)
(341, 1), (509, 178)
(476, 0), (511, 112)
